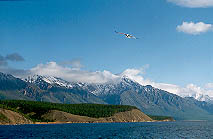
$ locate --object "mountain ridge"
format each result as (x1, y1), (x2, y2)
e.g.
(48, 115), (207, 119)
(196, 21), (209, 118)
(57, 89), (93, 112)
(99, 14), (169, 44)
(1, 72), (213, 120)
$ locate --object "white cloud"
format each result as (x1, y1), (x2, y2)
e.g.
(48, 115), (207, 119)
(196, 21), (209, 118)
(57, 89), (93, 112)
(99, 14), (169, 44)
(182, 84), (213, 100)
(177, 22), (213, 35)
(30, 62), (120, 84)
(28, 62), (150, 85)
(119, 68), (182, 94)
(167, 0), (213, 8)
(153, 83), (181, 94)
(205, 83), (213, 89)
(120, 68), (152, 85)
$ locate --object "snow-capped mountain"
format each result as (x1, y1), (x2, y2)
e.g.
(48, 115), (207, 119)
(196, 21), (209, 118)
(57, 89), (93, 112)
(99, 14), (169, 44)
(23, 75), (144, 96)
(23, 75), (89, 90)
(0, 73), (104, 104)
(23, 75), (73, 88)
(191, 93), (213, 103)
(84, 76), (143, 96)
(23, 75), (213, 104)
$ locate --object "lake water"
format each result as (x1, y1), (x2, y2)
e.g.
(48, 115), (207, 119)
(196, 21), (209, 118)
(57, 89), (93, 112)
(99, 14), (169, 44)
(0, 121), (213, 139)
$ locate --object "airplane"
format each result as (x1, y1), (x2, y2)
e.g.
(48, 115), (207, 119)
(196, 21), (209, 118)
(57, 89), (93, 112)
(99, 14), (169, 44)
(115, 30), (139, 39)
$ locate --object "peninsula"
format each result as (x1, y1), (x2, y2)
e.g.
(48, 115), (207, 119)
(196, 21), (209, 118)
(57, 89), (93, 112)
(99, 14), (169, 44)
(0, 100), (173, 125)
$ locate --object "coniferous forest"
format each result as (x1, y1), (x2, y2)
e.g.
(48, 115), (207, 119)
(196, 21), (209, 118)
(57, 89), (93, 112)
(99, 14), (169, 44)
(0, 100), (138, 122)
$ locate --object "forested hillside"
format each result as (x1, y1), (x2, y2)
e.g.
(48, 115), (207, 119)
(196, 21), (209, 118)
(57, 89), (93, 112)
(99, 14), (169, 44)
(0, 100), (138, 122)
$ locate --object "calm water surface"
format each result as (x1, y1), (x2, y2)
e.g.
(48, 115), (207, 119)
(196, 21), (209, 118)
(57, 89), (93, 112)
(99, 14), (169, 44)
(0, 121), (213, 139)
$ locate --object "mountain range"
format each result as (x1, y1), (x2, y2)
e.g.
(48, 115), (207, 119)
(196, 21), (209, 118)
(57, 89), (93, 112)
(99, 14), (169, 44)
(0, 72), (213, 120)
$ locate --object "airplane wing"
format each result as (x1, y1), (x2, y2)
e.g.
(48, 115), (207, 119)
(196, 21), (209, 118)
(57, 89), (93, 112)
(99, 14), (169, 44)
(115, 30), (139, 39)
(132, 36), (139, 39)
(129, 34), (139, 39)
(115, 30), (125, 35)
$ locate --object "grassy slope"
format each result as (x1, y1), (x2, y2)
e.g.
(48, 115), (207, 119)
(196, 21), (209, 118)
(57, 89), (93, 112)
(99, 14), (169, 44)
(0, 100), (139, 122)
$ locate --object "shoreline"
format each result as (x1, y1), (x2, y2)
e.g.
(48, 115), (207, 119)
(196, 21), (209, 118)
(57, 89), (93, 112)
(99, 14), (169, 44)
(0, 120), (175, 125)
(34, 120), (156, 125)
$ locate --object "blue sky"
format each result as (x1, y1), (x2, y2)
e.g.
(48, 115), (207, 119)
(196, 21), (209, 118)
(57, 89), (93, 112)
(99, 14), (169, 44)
(1, 0), (213, 96)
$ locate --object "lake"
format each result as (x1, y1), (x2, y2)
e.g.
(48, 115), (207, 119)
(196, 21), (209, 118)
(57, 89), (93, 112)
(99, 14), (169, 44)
(0, 121), (212, 139)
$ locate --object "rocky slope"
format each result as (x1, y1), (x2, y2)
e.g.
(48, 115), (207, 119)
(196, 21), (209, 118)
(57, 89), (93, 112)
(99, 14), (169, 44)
(41, 109), (152, 123)
(0, 108), (33, 125)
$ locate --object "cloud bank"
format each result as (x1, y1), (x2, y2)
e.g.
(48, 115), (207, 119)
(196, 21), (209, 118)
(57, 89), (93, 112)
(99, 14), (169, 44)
(167, 0), (213, 8)
(177, 22), (213, 35)
(205, 83), (213, 89)
(30, 62), (120, 84)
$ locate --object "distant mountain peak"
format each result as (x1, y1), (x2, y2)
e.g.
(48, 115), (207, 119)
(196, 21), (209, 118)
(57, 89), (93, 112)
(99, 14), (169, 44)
(119, 76), (141, 86)
(193, 93), (213, 102)
(120, 75), (132, 82)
